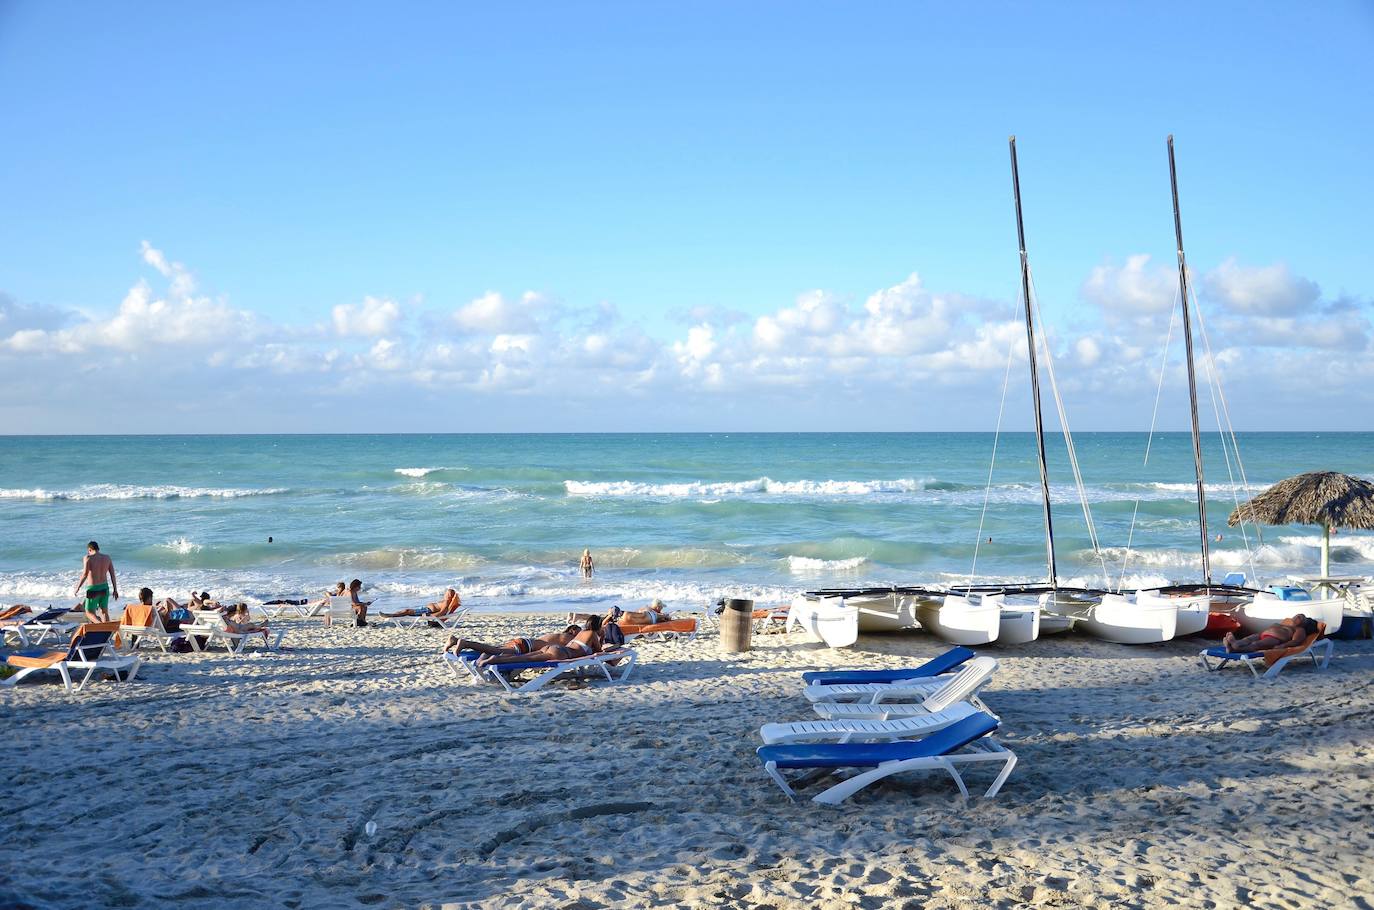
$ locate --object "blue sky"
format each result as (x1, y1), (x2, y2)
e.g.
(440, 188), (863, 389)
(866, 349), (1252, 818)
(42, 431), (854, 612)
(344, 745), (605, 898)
(1, 1), (1371, 432)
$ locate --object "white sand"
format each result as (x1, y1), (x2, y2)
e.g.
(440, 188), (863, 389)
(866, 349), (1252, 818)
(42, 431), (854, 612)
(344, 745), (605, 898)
(4, 613), (1373, 909)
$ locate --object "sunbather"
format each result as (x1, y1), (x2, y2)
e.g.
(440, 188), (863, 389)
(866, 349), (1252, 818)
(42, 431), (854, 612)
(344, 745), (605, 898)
(619, 598), (672, 625)
(382, 588), (460, 619)
(347, 579), (371, 626)
(224, 603), (272, 642)
(1223, 615), (1318, 653)
(447, 624), (581, 656)
(476, 616), (606, 667)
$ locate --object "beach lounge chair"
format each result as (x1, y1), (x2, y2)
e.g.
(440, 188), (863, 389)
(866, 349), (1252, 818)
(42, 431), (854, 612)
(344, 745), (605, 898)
(755, 605), (790, 633)
(469, 648), (638, 694)
(181, 610), (285, 656)
(804, 656), (997, 705)
(116, 604), (184, 653)
(1198, 622), (1333, 681)
(801, 646), (975, 686)
(757, 711), (1016, 804)
(760, 701), (982, 745)
(0, 606), (77, 647)
(3, 622), (142, 693)
(442, 649), (487, 683)
(397, 603), (467, 631)
(619, 617), (698, 642)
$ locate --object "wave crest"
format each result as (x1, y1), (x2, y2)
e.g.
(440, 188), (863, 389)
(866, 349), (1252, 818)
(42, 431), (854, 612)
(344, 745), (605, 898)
(564, 477), (933, 498)
(0, 485), (288, 501)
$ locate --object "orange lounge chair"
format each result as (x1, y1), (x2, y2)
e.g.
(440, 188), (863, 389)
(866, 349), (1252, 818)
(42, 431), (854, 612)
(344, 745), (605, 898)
(619, 617), (698, 641)
(4, 622), (142, 692)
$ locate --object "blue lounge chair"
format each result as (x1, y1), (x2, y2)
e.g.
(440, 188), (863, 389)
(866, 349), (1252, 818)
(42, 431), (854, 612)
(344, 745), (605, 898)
(1, 606), (77, 647)
(3, 622), (142, 693)
(757, 711), (1015, 804)
(1199, 631), (1333, 682)
(801, 646), (975, 686)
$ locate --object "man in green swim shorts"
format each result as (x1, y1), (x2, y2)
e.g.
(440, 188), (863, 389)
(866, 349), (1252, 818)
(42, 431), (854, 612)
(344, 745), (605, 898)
(74, 540), (118, 622)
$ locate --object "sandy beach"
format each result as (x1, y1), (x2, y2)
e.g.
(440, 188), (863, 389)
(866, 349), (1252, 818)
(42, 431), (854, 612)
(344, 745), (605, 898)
(4, 613), (1372, 909)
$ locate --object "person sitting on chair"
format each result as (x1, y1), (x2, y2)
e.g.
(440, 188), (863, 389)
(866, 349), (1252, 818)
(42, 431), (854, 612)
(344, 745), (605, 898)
(223, 603), (272, 643)
(1223, 615), (1318, 653)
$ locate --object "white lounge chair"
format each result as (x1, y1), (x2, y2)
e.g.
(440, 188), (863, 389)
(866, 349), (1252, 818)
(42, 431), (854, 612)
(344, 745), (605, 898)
(1, 606), (77, 647)
(3, 622), (142, 693)
(182, 610), (285, 656)
(465, 648), (638, 694)
(116, 604), (184, 654)
(760, 701), (982, 745)
(803, 656), (998, 712)
(757, 711), (1016, 803)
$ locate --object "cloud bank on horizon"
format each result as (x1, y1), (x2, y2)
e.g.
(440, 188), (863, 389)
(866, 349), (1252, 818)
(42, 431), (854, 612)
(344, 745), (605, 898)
(0, 242), (1369, 433)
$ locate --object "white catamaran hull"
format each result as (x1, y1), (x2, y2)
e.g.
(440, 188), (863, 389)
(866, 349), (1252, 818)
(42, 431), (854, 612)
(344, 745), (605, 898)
(1239, 592), (1344, 635)
(850, 593), (924, 632)
(917, 594), (1038, 645)
(1137, 590), (1209, 637)
(788, 594), (860, 649)
(1076, 593), (1177, 644)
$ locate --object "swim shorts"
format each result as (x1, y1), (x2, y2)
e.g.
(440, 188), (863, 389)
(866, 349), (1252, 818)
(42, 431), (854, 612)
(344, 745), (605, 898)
(84, 583), (110, 613)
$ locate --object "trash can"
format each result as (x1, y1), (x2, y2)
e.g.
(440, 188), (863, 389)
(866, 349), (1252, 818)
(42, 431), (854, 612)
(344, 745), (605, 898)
(719, 598), (754, 654)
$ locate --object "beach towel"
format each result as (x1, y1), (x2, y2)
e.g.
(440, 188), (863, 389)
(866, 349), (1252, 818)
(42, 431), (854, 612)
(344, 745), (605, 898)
(0, 605), (31, 622)
(1263, 622), (1325, 667)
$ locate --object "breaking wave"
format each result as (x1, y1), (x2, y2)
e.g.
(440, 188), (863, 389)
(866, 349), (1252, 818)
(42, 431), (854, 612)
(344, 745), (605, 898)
(786, 555), (868, 575)
(564, 477), (935, 498)
(0, 484), (289, 501)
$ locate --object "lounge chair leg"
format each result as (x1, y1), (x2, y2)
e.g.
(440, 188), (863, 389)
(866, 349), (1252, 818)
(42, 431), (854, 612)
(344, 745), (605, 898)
(763, 761), (797, 800)
(984, 753), (1018, 798)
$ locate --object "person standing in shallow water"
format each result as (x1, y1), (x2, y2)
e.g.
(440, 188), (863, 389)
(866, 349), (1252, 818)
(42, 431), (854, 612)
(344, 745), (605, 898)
(580, 548), (594, 579)
(74, 540), (117, 622)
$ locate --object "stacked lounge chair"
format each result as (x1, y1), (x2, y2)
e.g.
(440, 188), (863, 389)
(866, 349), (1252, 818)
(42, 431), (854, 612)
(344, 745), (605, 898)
(1, 606), (77, 647)
(756, 647), (1016, 803)
(443, 647), (638, 694)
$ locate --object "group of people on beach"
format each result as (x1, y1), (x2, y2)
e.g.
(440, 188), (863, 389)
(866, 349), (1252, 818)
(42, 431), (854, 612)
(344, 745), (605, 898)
(444, 599), (677, 667)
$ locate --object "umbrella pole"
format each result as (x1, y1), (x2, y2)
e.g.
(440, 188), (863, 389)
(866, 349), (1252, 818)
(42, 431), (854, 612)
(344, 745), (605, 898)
(1322, 523), (1330, 578)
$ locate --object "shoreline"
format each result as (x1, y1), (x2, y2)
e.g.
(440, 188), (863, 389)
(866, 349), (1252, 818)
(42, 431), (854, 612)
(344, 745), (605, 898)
(4, 612), (1372, 908)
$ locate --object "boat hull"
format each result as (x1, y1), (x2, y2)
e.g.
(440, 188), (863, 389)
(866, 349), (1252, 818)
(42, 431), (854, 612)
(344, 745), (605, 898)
(1239, 593), (1344, 635)
(850, 593), (923, 632)
(916, 594), (1003, 646)
(789, 594), (860, 648)
(1077, 593), (1177, 644)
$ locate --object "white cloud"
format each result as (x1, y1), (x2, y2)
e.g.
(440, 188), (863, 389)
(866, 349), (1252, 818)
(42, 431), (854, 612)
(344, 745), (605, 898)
(332, 296), (401, 337)
(453, 291), (542, 334)
(1082, 254), (1176, 317)
(1202, 258), (1320, 315)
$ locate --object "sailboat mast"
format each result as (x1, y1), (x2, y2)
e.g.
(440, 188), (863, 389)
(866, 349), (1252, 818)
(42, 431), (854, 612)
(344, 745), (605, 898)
(1008, 136), (1058, 587)
(1167, 135), (1212, 584)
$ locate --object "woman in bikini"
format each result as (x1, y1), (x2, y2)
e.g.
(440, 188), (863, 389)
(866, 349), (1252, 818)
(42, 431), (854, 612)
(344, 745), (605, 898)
(476, 615), (604, 667)
(1223, 614), (1317, 653)
(382, 588), (460, 619)
(446, 624), (581, 656)
(619, 598), (671, 626)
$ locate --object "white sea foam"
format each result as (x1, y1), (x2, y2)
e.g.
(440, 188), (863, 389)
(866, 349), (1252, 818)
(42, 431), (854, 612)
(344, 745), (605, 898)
(0, 485), (288, 501)
(786, 555), (868, 574)
(564, 477), (933, 498)
(160, 537), (202, 555)
(393, 467), (461, 478)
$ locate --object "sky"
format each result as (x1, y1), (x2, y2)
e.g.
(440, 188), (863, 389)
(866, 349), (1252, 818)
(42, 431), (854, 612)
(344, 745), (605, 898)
(0, 0), (1371, 433)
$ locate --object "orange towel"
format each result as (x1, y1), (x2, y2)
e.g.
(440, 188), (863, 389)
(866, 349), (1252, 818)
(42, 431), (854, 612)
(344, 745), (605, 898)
(1263, 622), (1326, 667)
(0, 605), (31, 622)
(121, 604), (155, 628)
(6, 649), (67, 669)
(620, 618), (696, 636)
(752, 606), (788, 620)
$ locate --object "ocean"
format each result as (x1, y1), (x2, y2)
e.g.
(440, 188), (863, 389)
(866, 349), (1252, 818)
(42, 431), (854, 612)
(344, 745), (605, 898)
(1, 432), (1371, 614)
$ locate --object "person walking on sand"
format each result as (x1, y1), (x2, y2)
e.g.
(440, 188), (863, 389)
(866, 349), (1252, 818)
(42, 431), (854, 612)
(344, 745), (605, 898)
(74, 540), (118, 622)
(580, 548), (594, 579)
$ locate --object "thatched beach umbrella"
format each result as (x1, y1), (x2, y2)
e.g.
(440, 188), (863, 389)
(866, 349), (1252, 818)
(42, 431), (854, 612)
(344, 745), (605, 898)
(1228, 471), (1374, 577)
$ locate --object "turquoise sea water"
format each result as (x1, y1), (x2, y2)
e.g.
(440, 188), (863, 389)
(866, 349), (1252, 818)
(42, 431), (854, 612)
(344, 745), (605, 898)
(1, 433), (1371, 614)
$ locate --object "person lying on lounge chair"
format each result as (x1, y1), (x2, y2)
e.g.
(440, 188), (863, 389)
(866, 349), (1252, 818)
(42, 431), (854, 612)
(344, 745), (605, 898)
(382, 588), (461, 619)
(476, 616), (607, 668)
(619, 598), (672, 625)
(1223, 615), (1318, 653)
(446, 624), (581, 656)
(224, 603), (272, 641)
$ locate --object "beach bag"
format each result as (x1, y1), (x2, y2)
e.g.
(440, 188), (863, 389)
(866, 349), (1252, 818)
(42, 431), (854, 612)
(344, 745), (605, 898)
(170, 637), (193, 653)
(602, 621), (625, 647)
